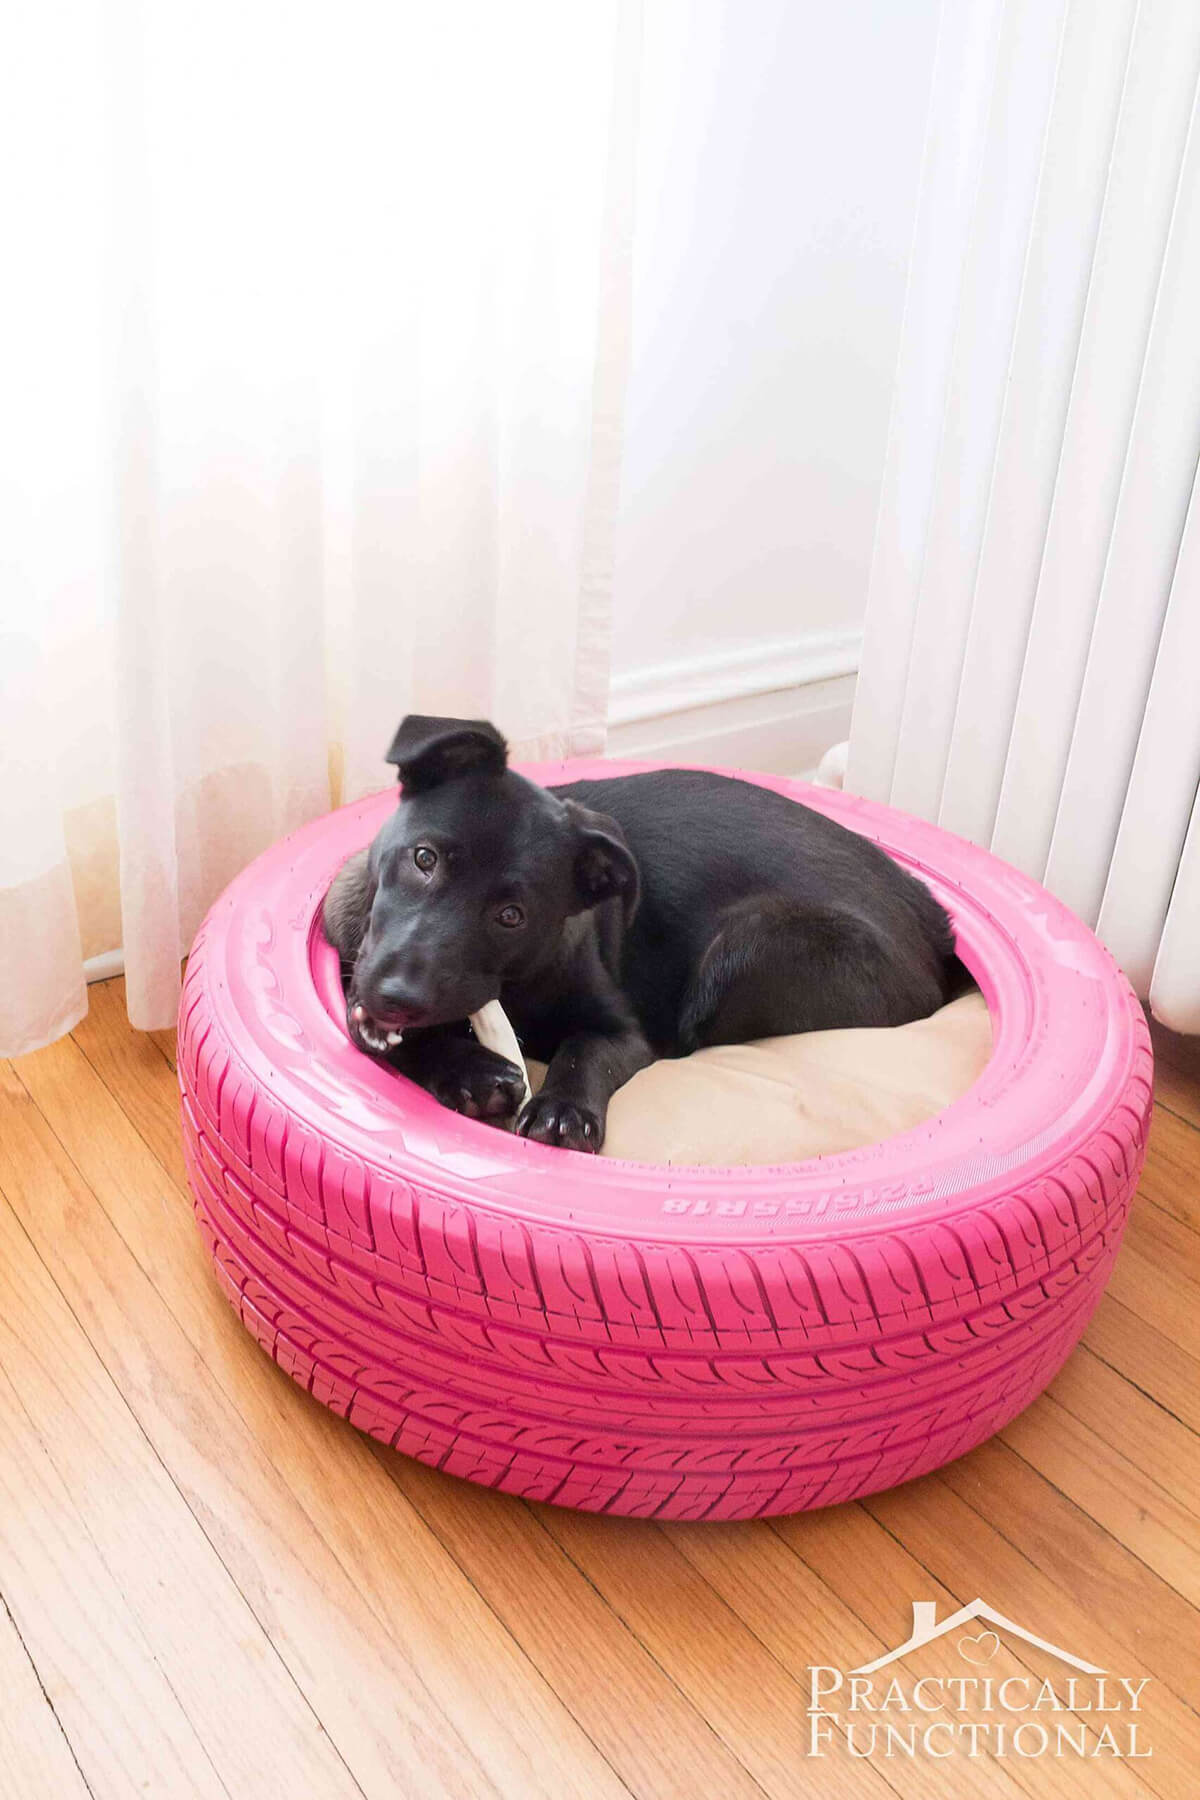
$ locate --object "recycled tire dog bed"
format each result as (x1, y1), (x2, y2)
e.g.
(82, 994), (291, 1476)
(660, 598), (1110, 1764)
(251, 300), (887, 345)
(178, 760), (1152, 1520)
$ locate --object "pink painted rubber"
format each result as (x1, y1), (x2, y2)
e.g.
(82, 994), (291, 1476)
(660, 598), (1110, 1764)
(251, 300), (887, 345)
(178, 761), (1152, 1519)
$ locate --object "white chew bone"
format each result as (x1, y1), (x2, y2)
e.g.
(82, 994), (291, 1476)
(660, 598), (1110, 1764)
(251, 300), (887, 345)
(469, 999), (532, 1106)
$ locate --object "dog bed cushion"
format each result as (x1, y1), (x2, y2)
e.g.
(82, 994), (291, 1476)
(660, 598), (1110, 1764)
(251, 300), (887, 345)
(553, 989), (992, 1166)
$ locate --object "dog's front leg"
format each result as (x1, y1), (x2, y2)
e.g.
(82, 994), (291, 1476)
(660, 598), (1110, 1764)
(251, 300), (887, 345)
(518, 1025), (652, 1153)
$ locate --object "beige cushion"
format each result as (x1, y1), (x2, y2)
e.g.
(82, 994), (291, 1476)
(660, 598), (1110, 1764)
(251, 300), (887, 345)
(531, 991), (992, 1167)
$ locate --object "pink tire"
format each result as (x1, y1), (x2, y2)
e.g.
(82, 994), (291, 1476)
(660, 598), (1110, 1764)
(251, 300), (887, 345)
(178, 760), (1151, 1520)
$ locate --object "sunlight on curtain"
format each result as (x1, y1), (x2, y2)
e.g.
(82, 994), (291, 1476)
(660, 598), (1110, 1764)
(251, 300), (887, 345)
(0, 1), (640, 1049)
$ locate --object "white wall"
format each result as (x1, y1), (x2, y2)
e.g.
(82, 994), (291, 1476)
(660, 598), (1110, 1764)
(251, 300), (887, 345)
(609, 0), (940, 770)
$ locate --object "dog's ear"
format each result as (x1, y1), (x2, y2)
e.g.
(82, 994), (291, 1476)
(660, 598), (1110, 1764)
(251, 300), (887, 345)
(564, 801), (641, 925)
(384, 715), (508, 793)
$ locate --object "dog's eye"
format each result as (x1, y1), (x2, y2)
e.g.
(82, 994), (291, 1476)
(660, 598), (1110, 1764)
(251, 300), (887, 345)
(413, 845), (438, 873)
(496, 904), (525, 929)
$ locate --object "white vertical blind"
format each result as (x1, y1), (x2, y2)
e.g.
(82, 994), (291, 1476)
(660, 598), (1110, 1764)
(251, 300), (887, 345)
(990, 0), (1200, 882)
(937, 0), (1138, 844)
(886, 0), (1070, 824)
(848, 0), (1200, 1030)
(1042, 93), (1200, 924)
(1099, 484), (1200, 998)
(846, 0), (1008, 804)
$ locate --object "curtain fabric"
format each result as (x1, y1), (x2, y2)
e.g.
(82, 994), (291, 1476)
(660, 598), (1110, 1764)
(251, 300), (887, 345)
(0, 1), (640, 1054)
(847, 0), (1200, 1031)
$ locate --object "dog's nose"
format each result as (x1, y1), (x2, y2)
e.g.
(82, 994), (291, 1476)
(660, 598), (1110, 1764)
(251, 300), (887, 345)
(369, 979), (430, 1026)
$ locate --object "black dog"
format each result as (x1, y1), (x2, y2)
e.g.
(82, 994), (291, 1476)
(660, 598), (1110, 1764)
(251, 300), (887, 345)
(323, 714), (959, 1152)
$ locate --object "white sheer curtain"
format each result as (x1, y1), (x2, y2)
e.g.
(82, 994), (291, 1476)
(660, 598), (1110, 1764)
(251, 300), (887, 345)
(847, 0), (1200, 1031)
(0, 1), (640, 1054)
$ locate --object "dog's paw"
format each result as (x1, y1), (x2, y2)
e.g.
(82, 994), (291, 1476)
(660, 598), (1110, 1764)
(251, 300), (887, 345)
(430, 1052), (526, 1126)
(517, 1095), (602, 1153)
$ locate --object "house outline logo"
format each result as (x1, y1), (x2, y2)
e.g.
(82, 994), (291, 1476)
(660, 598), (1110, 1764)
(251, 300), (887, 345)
(807, 1598), (1152, 1762)
(849, 1598), (1105, 1677)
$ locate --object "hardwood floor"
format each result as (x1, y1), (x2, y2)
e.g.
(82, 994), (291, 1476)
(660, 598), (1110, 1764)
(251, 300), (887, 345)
(1, 977), (1197, 1798)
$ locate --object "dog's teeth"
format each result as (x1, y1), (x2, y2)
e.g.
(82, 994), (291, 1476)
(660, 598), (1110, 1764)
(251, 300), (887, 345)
(351, 1004), (365, 1022)
(385, 1030), (404, 1046)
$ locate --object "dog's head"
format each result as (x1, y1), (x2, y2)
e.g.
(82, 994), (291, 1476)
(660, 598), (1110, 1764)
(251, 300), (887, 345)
(347, 715), (639, 1031)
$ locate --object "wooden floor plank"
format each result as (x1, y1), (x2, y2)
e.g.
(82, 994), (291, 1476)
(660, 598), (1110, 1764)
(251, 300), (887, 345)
(0, 1594), (93, 1800)
(1150, 1021), (1200, 1129)
(1152, 1064), (1200, 1131)
(1105, 1211), (1200, 1360)
(1039, 1344), (1200, 1517)
(1000, 1393), (1200, 1605)
(1082, 1295), (1200, 1436)
(0, 1184), (364, 1800)
(0, 1352), (224, 1800)
(374, 1448), (769, 1800)
(1126, 1190), (1200, 1281)
(1139, 1106), (1200, 1233)
(71, 978), (188, 1185)
(536, 1505), (890, 1800)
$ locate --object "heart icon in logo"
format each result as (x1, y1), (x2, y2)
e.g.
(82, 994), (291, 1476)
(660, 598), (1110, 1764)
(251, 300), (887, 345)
(957, 1630), (1001, 1664)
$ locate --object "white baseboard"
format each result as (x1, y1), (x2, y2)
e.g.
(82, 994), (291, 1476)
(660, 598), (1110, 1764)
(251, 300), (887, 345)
(608, 627), (861, 726)
(606, 628), (860, 774)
